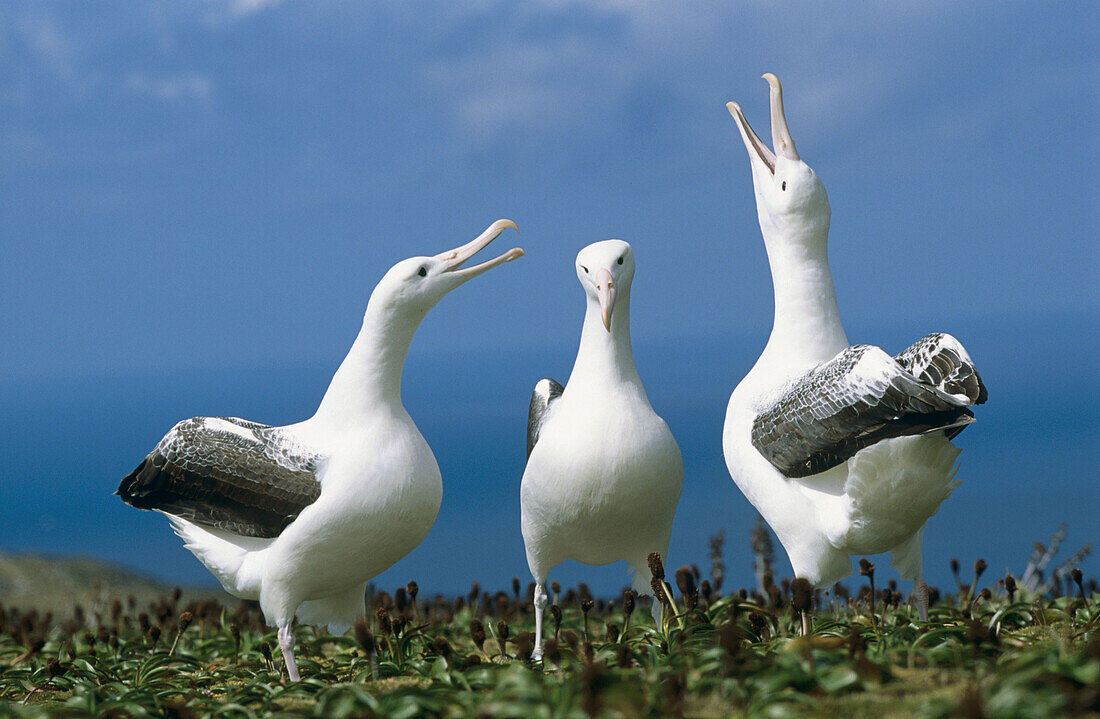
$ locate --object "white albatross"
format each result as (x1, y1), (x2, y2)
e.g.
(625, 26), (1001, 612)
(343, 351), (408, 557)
(722, 75), (987, 620)
(521, 240), (683, 660)
(117, 219), (522, 680)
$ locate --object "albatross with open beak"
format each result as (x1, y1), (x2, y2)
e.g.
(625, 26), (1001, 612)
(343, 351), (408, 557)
(722, 75), (986, 622)
(118, 220), (522, 680)
(521, 239), (684, 660)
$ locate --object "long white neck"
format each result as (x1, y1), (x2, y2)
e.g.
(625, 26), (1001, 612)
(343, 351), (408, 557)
(566, 291), (646, 400)
(759, 216), (848, 366)
(309, 298), (420, 430)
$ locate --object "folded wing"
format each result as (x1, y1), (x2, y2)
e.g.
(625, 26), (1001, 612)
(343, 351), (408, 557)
(526, 378), (564, 459)
(752, 339), (985, 479)
(117, 417), (321, 538)
(893, 332), (987, 405)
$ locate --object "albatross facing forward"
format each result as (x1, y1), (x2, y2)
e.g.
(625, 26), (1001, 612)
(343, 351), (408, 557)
(521, 240), (683, 660)
(118, 220), (522, 680)
(722, 76), (986, 620)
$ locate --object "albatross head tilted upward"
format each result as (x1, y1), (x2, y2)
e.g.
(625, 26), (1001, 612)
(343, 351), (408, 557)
(727, 74), (830, 248)
(369, 218), (523, 320)
(575, 239), (634, 332)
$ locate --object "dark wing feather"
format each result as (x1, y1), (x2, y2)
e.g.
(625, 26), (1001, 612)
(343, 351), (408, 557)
(752, 344), (982, 478)
(117, 417), (321, 538)
(527, 378), (564, 459)
(893, 332), (987, 406)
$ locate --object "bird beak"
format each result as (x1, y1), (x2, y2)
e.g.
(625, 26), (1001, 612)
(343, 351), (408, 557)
(763, 73), (799, 161)
(727, 100), (776, 175)
(436, 219), (523, 280)
(595, 268), (616, 332)
(726, 73), (800, 176)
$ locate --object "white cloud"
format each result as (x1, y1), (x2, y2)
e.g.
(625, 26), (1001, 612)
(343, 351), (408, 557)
(127, 72), (213, 103)
(228, 0), (283, 15)
(199, 0), (284, 28)
(414, 1), (911, 149)
(18, 12), (82, 87)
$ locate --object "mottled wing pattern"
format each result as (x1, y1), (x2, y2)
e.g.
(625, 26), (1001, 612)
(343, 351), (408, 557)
(752, 344), (981, 478)
(117, 417), (321, 538)
(893, 333), (987, 405)
(527, 378), (564, 459)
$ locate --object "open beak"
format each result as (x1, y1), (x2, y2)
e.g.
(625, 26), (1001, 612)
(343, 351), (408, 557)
(435, 219), (523, 280)
(727, 101), (775, 175)
(763, 73), (799, 161)
(595, 268), (616, 332)
(726, 73), (799, 175)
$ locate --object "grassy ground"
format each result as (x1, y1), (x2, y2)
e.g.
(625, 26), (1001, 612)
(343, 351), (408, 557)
(0, 563), (1096, 719)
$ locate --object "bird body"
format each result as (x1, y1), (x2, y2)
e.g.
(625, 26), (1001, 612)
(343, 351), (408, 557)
(522, 376), (680, 570)
(166, 408), (443, 630)
(521, 240), (683, 659)
(119, 220), (522, 679)
(722, 76), (985, 618)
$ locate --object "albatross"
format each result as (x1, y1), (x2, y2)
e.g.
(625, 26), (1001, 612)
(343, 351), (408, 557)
(117, 219), (522, 679)
(722, 75), (987, 620)
(521, 240), (683, 660)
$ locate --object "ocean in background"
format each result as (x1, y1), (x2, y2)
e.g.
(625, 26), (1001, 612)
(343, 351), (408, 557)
(1, 310), (1096, 598)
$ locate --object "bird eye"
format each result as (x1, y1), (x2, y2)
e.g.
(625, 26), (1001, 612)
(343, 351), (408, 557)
(580, 265), (588, 274)
(617, 256), (624, 265)
(781, 181), (787, 191)
(417, 266), (427, 277)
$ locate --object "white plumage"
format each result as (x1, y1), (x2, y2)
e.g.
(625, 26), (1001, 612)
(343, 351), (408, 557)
(722, 75), (986, 620)
(119, 220), (522, 679)
(521, 240), (683, 660)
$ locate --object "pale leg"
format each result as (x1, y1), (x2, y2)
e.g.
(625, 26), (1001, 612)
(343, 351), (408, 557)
(277, 625), (300, 682)
(531, 582), (547, 661)
(913, 571), (929, 622)
(628, 558), (663, 628)
(649, 593), (662, 626)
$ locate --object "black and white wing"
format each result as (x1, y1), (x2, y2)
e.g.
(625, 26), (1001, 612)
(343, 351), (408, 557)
(893, 333), (987, 405)
(527, 378), (564, 459)
(752, 341), (985, 479)
(117, 417), (321, 538)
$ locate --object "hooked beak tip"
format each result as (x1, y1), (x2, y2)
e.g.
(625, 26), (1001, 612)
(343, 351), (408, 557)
(762, 72), (799, 161)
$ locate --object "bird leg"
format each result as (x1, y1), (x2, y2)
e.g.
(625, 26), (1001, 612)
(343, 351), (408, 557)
(913, 572), (929, 622)
(277, 625), (300, 682)
(531, 583), (547, 661)
(629, 560), (665, 628)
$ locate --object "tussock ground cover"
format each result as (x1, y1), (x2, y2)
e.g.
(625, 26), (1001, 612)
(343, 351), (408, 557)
(0, 561), (1096, 719)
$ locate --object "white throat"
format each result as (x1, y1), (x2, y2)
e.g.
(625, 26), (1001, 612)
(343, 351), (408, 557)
(309, 298), (421, 431)
(759, 211), (848, 367)
(565, 292), (644, 397)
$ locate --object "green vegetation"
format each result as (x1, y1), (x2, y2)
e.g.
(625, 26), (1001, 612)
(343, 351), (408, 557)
(1, 555), (1096, 719)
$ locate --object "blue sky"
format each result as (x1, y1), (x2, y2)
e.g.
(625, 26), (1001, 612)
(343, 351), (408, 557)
(1, 2), (1097, 597)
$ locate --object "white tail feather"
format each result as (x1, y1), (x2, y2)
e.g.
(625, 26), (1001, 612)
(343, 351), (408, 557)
(164, 513), (269, 599)
(839, 434), (961, 555)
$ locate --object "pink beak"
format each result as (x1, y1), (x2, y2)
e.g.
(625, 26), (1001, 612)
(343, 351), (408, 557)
(595, 268), (616, 332)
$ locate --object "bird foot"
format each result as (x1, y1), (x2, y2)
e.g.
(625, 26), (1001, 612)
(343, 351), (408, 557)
(530, 648), (544, 662)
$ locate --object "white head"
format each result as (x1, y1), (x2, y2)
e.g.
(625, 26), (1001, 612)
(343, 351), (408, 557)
(368, 219), (523, 322)
(575, 239), (634, 332)
(727, 74), (830, 245)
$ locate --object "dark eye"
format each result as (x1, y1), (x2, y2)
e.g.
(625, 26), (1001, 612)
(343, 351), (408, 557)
(417, 266), (427, 277)
(781, 181), (787, 191)
(617, 256), (624, 265)
(580, 265), (588, 274)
